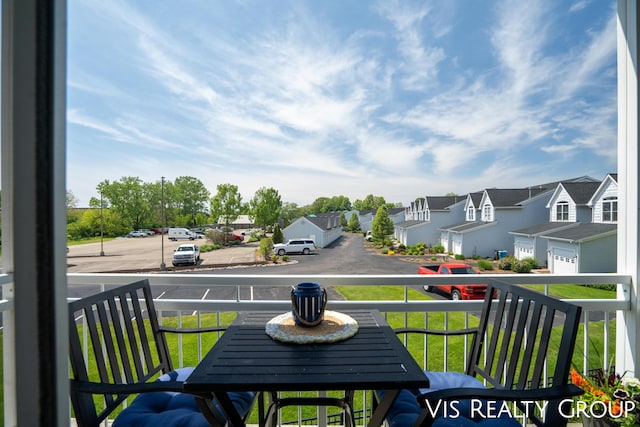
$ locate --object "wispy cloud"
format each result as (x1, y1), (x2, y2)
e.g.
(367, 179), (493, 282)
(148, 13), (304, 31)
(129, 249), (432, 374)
(569, 0), (591, 13)
(67, 0), (618, 206)
(375, 0), (445, 90)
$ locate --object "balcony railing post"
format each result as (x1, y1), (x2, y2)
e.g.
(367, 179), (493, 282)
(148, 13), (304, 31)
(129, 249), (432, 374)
(616, 0), (640, 377)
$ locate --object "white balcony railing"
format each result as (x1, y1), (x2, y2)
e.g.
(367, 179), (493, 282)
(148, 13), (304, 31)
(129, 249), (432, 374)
(61, 272), (631, 426)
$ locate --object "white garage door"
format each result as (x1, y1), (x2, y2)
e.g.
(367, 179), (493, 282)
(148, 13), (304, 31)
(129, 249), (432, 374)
(452, 237), (463, 256)
(551, 249), (577, 274)
(441, 235), (449, 252)
(515, 244), (534, 260)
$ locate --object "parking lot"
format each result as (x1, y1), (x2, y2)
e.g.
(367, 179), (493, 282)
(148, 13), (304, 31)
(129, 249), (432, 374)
(67, 233), (420, 275)
(67, 234), (258, 273)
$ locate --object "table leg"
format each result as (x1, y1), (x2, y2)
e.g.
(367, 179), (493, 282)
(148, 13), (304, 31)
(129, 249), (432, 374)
(193, 394), (229, 426)
(367, 389), (401, 427)
(213, 391), (247, 427)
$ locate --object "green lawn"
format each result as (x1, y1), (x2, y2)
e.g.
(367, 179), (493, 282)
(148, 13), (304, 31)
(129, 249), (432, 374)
(68, 237), (116, 246)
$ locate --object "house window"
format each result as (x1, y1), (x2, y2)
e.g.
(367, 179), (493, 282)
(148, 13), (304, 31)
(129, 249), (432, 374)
(482, 204), (493, 222)
(603, 196), (618, 222)
(556, 201), (569, 221)
(467, 206), (475, 221)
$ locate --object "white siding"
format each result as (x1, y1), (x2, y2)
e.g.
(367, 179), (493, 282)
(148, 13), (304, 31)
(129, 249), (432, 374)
(592, 180), (619, 223)
(549, 187), (577, 222)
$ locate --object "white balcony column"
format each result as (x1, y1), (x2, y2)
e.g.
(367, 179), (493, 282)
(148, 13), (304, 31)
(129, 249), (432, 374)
(617, 0), (640, 376)
(1, 1), (68, 426)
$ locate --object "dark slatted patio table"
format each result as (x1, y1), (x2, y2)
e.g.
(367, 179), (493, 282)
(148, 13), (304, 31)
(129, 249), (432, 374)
(184, 310), (430, 427)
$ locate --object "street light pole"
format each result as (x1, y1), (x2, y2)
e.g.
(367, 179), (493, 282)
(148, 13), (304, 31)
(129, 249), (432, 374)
(100, 190), (105, 256)
(160, 176), (166, 270)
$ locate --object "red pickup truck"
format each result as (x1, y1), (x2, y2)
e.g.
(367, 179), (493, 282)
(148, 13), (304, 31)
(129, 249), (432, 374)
(418, 262), (487, 300)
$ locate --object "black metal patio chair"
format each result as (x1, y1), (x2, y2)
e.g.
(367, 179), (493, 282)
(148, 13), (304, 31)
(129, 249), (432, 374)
(68, 279), (256, 427)
(377, 279), (584, 427)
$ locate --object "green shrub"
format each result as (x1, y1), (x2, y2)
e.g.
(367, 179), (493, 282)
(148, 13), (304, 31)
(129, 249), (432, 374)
(405, 244), (427, 255)
(271, 254), (279, 263)
(381, 247), (390, 254)
(432, 244), (445, 254)
(282, 255), (289, 262)
(477, 259), (494, 271)
(259, 237), (274, 261)
(454, 254), (465, 260)
(512, 261), (532, 273)
(205, 229), (226, 245)
(200, 244), (221, 252)
(497, 256), (517, 270)
(520, 257), (538, 269)
(272, 224), (284, 244)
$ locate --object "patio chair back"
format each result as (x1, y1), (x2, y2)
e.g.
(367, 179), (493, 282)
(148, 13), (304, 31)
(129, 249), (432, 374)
(68, 279), (172, 426)
(466, 280), (582, 425)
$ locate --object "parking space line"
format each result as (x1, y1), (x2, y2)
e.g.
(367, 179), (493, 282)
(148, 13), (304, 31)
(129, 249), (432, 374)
(193, 288), (210, 315)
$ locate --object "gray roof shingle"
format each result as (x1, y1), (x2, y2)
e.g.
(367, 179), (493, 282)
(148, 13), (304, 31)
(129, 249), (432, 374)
(541, 223), (617, 242)
(510, 222), (581, 237)
(558, 181), (602, 205)
(426, 195), (466, 210)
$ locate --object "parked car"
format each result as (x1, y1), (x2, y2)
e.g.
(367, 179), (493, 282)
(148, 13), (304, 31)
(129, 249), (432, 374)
(230, 234), (243, 241)
(172, 243), (200, 266)
(139, 229), (154, 236)
(127, 230), (147, 238)
(418, 263), (487, 300)
(273, 239), (316, 256)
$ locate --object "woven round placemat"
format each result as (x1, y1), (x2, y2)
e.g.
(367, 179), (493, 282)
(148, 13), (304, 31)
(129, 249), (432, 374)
(265, 310), (358, 344)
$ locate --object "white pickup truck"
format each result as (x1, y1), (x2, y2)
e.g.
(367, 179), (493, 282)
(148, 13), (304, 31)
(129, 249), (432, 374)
(172, 243), (200, 266)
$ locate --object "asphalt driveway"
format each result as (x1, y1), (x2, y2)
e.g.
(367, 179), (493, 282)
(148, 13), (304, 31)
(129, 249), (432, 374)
(213, 233), (419, 275)
(67, 233), (427, 300)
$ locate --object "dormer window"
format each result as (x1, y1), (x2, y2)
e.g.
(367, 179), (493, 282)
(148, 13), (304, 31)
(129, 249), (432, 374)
(482, 204), (493, 222)
(603, 196), (618, 222)
(467, 206), (475, 221)
(556, 201), (569, 221)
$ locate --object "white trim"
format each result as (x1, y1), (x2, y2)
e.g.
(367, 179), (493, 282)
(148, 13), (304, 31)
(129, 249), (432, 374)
(616, 0), (639, 376)
(2, 2), (69, 424)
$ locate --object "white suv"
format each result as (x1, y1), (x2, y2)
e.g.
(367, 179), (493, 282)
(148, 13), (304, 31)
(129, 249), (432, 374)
(273, 239), (316, 256)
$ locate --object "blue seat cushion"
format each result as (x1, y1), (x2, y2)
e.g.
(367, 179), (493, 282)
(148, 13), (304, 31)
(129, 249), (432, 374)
(378, 371), (522, 427)
(113, 367), (255, 427)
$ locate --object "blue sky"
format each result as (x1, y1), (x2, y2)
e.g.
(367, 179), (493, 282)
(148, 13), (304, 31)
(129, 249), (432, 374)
(67, 0), (617, 207)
